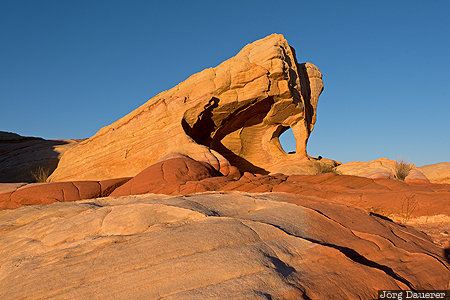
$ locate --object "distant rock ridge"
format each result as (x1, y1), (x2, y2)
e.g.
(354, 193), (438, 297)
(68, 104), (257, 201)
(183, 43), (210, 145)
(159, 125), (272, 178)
(0, 131), (43, 141)
(337, 158), (450, 184)
(49, 34), (325, 181)
(0, 131), (81, 183)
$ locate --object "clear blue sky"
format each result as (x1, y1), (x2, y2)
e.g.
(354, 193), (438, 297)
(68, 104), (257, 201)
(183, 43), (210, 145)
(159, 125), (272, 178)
(1, 0), (449, 166)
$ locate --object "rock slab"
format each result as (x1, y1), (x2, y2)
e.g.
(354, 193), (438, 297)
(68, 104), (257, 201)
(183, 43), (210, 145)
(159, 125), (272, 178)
(0, 178), (130, 210)
(3, 155), (449, 246)
(0, 192), (447, 299)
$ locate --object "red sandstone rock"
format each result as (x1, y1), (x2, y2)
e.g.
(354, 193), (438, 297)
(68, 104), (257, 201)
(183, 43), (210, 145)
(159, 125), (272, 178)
(0, 177), (130, 209)
(97, 158), (450, 246)
(99, 177), (132, 196)
(2, 158), (448, 222)
(110, 155), (219, 196)
(1, 156), (449, 246)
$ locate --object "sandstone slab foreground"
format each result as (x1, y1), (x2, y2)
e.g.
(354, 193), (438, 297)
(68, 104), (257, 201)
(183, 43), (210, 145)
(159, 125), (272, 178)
(49, 34), (324, 181)
(0, 192), (447, 299)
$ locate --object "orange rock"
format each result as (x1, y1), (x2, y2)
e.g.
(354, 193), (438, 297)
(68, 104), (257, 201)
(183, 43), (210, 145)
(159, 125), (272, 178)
(405, 169), (430, 184)
(3, 155), (449, 246)
(49, 34), (325, 181)
(98, 158), (450, 226)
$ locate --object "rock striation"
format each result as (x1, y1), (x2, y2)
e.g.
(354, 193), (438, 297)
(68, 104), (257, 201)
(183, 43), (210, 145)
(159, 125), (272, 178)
(0, 192), (447, 299)
(4, 155), (449, 246)
(0, 178), (130, 210)
(49, 34), (324, 181)
(108, 156), (450, 247)
(0, 131), (80, 183)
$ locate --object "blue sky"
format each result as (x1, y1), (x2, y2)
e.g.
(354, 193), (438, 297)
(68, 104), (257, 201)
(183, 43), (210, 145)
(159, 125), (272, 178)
(1, 0), (449, 166)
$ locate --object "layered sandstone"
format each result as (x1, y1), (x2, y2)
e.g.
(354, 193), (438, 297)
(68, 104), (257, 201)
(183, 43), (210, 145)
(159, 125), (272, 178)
(0, 192), (447, 299)
(0, 177), (130, 210)
(108, 156), (450, 247)
(4, 156), (449, 246)
(49, 34), (324, 181)
(0, 131), (80, 182)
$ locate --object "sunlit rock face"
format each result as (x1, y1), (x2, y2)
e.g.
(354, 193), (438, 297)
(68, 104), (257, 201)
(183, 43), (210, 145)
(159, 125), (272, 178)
(49, 34), (324, 181)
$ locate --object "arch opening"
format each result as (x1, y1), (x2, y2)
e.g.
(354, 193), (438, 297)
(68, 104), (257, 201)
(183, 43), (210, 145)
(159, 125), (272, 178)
(279, 127), (296, 154)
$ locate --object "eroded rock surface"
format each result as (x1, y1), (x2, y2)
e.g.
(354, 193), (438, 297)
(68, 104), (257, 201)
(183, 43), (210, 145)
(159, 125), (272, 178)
(110, 156), (450, 247)
(336, 158), (430, 183)
(419, 162), (450, 184)
(0, 178), (130, 210)
(0, 192), (447, 299)
(3, 155), (449, 246)
(0, 131), (80, 183)
(49, 34), (324, 181)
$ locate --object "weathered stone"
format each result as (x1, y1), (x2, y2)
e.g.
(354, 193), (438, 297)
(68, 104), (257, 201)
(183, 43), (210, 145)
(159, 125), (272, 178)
(4, 156), (449, 246)
(336, 158), (433, 183)
(49, 34), (324, 181)
(0, 192), (447, 299)
(110, 155), (220, 196)
(366, 170), (393, 180)
(336, 158), (398, 178)
(405, 169), (430, 184)
(419, 162), (450, 184)
(0, 178), (130, 209)
(0, 131), (80, 183)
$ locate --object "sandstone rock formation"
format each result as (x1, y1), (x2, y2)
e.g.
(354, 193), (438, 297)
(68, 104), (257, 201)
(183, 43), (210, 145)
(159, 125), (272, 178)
(5, 155), (449, 246)
(0, 177), (130, 210)
(2, 29), (448, 299)
(419, 162), (450, 184)
(0, 192), (447, 299)
(336, 158), (402, 179)
(404, 169), (430, 184)
(0, 131), (81, 182)
(336, 158), (430, 183)
(269, 157), (340, 176)
(108, 156), (450, 247)
(49, 34), (324, 181)
(110, 154), (222, 196)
